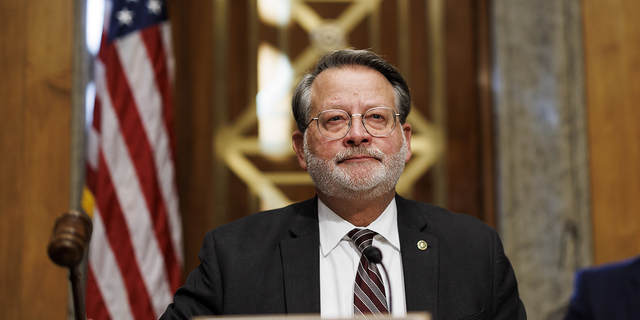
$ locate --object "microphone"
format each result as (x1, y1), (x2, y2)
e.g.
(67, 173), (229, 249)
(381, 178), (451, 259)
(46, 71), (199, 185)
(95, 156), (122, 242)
(363, 246), (393, 314)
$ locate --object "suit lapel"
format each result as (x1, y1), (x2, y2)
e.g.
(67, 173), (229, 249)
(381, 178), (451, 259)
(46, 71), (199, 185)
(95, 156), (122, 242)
(280, 198), (321, 314)
(396, 196), (439, 318)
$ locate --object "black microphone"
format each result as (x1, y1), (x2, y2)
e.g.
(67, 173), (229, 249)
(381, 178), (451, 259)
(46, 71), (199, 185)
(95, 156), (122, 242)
(363, 246), (393, 314)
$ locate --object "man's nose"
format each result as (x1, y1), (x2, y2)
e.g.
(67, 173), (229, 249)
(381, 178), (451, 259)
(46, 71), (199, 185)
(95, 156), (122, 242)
(345, 115), (371, 146)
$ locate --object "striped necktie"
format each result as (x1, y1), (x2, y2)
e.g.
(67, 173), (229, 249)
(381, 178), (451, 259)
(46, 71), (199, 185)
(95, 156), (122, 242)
(348, 228), (389, 317)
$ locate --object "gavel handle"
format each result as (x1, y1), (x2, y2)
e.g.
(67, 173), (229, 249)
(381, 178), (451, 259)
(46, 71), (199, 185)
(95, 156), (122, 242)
(70, 265), (86, 320)
(47, 210), (92, 320)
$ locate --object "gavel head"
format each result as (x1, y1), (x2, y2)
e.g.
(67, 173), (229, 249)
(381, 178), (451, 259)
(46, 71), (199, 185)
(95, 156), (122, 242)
(47, 210), (93, 268)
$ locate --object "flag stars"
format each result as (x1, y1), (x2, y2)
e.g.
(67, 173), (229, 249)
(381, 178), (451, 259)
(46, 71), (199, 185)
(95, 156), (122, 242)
(117, 7), (135, 26)
(112, 0), (166, 36)
(147, 0), (163, 15)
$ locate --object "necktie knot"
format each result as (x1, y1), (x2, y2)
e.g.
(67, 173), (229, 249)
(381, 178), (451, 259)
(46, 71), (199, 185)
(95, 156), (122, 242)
(348, 228), (377, 254)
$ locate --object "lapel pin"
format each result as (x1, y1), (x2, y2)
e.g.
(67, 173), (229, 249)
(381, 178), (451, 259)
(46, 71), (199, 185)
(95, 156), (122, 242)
(417, 240), (428, 250)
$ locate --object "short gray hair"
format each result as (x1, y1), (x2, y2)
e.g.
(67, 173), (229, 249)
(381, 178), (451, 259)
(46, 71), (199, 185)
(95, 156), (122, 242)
(291, 49), (411, 132)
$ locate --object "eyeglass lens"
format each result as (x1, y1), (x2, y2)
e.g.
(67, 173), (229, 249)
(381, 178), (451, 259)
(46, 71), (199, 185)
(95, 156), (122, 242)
(317, 107), (397, 139)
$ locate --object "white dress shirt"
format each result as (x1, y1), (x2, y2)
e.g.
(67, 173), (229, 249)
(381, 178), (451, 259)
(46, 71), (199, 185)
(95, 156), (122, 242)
(318, 198), (407, 318)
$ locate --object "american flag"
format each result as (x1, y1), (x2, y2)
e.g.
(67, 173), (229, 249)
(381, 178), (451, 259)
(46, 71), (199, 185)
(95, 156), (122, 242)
(83, 0), (182, 319)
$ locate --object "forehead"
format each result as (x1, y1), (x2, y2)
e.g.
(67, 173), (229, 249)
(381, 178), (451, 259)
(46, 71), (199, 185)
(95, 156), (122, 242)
(309, 65), (395, 112)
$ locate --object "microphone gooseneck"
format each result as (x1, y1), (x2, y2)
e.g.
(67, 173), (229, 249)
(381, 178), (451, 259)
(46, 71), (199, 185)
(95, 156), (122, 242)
(363, 246), (393, 314)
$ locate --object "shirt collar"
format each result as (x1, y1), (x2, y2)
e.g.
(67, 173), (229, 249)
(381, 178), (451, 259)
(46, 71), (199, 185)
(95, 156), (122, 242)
(318, 197), (400, 257)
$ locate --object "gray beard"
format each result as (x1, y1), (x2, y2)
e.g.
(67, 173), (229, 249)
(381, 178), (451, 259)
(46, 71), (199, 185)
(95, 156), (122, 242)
(303, 134), (407, 200)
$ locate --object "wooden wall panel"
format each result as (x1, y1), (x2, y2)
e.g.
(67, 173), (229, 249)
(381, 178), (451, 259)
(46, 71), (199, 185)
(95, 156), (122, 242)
(167, 0), (218, 275)
(444, 0), (484, 223)
(583, 0), (640, 264)
(0, 1), (26, 317)
(0, 0), (73, 319)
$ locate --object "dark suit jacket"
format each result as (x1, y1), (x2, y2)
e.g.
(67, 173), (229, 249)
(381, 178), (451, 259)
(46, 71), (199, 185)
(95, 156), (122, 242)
(161, 195), (526, 320)
(564, 256), (640, 320)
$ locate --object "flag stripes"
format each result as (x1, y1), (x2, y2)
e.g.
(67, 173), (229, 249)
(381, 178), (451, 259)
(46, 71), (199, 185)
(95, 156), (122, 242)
(86, 268), (113, 320)
(84, 1), (182, 319)
(87, 208), (134, 320)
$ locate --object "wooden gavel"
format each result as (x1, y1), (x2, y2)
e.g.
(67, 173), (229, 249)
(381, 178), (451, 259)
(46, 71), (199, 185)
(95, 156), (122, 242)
(48, 210), (93, 320)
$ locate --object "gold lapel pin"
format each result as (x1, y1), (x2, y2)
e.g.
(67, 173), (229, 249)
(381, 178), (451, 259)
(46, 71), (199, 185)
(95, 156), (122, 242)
(417, 240), (428, 250)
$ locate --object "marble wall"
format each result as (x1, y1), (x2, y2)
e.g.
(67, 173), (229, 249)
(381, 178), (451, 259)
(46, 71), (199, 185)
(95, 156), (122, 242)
(491, 1), (592, 319)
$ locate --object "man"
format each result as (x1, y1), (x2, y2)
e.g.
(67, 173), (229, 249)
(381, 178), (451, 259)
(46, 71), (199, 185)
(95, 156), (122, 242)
(564, 255), (640, 320)
(161, 49), (526, 319)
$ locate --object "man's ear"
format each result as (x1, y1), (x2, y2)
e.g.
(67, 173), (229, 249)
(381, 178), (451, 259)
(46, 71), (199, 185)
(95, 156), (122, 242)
(402, 122), (412, 163)
(292, 130), (308, 171)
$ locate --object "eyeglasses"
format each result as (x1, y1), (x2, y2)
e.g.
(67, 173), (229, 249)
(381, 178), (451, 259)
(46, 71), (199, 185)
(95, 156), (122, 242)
(307, 107), (400, 140)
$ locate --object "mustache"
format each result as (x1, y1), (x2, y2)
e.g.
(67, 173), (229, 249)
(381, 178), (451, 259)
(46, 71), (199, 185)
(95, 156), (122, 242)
(333, 146), (385, 163)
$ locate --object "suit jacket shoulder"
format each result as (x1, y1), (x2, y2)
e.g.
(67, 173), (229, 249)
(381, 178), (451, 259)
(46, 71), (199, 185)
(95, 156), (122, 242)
(565, 255), (640, 320)
(211, 197), (318, 247)
(395, 195), (526, 320)
(396, 195), (495, 236)
(161, 198), (320, 319)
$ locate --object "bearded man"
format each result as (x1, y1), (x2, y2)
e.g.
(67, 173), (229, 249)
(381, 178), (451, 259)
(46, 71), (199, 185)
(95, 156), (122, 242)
(161, 49), (526, 320)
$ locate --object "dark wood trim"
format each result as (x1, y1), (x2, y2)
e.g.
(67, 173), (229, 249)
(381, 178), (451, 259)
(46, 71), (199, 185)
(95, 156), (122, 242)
(476, 0), (497, 229)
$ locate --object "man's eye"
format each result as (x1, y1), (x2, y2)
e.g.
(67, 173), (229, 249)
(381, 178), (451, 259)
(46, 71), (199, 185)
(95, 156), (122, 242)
(326, 115), (347, 122)
(367, 113), (385, 121)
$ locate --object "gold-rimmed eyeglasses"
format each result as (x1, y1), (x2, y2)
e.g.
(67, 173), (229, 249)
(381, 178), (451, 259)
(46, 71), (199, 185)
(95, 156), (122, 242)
(306, 107), (400, 140)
